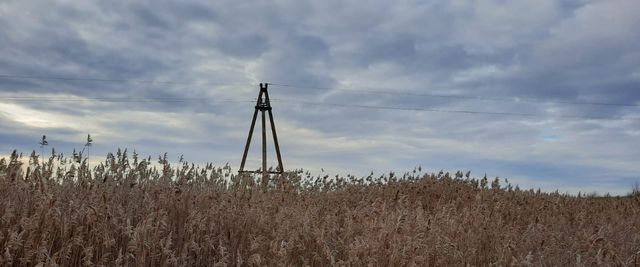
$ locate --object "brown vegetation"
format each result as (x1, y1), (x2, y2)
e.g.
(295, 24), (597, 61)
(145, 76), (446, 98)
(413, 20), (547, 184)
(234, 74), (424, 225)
(1, 149), (639, 266)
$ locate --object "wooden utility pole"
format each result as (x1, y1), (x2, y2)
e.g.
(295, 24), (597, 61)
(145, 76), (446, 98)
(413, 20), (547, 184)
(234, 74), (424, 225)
(239, 83), (284, 187)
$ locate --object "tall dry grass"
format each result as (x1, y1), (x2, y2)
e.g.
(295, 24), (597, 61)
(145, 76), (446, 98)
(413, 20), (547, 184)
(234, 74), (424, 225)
(1, 149), (639, 266)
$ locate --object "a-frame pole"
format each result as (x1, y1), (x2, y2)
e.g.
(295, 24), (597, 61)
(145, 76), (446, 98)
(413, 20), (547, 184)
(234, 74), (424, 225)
(238, 83), (284, 188)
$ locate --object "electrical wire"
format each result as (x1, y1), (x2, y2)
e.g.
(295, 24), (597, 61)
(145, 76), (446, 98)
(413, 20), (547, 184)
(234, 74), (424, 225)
(0, 75), (632, 120)
(2, 74), (636, 107)
(0, 74), (254, 87)
(0, 95), (620, 120)
(268, 82), (639, 108)
(272, 99), (614, 120)
(0, 96), (256, 103)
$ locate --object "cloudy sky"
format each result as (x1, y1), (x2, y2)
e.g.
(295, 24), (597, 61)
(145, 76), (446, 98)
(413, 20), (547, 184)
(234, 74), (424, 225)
(1, 0), (638, 194)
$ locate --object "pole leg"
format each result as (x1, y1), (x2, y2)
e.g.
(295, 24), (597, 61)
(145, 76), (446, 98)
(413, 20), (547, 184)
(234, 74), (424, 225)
(240, 86), (264, 173)
(267, 110), (284, 173)
(261, 109), (268, 189)
(239, 108), (259, 172)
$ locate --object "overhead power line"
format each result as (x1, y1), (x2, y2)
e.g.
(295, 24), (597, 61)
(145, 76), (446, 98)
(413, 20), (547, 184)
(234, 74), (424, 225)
(268, 82), (639, 108)
(0, 96), (256, 103)
(273, 99), (614, 120)
(0, 74), (253, 87)
(2, 74), (636, 108)
(0, 95), (621, 120)
(0, 74), (633, 120)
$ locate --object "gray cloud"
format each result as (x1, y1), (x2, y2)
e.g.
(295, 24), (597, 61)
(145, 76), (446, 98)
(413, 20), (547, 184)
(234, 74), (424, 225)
(0, 0), (638, 194)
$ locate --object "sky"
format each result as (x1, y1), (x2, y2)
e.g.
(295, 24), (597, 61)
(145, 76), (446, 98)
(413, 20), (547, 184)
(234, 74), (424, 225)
(0, 0), (638, 194)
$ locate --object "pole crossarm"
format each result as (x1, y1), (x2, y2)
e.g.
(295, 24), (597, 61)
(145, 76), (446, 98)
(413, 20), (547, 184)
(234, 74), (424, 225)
(238, 83), (285, 186)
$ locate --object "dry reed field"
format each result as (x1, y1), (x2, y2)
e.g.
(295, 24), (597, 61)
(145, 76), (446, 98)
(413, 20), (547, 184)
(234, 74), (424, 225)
(1, 149), (640, 266)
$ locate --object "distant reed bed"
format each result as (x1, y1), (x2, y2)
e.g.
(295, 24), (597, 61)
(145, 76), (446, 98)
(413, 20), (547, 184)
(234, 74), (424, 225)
(1, 149), (639, 266)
